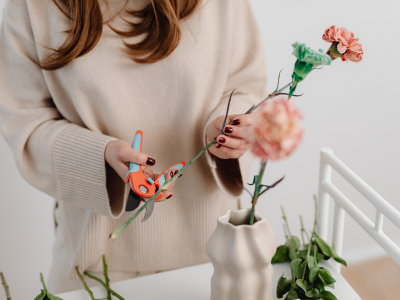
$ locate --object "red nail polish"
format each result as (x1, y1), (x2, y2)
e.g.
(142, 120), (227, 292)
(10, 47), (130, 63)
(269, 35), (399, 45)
(216, 144), (222, 149)
(167, 194), (173, 199)
(218, 137), (226, 143)
(224, 127), (233, 133)
(232, 119), (240, 126)
(146, 157), (156, 166)
(174, 170), (178, 175)
(178, 174), (183, 178)
(170, 171), (173, 177)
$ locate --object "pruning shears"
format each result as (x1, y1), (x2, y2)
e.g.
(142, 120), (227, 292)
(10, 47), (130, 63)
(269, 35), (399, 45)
(125, 130), (186, 222)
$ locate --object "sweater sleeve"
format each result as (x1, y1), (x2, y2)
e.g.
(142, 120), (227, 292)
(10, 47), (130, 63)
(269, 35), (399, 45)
(0, 0), (128, 218)
(203, 0), (267, 198)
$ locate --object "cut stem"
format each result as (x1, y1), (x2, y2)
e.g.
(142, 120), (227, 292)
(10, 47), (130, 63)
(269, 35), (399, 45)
(40, 273), (47, 292)
(0, 272), (11, 300)
(103, 255), (111, 300)
(299, 215), (306, 248)
(249, 160), (267, 225)
(280, 206), (292, 238)
(76, 267), (95, 300)
(84, 272), (125, 300)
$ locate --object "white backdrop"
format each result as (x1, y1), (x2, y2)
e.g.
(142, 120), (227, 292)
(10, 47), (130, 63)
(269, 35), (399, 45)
(1, 0), (400, 299)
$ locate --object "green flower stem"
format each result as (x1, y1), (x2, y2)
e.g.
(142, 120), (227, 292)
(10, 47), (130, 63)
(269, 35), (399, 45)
(84, 272), (125, 300)
(76, 266), (95, 300)
(299, 215), (307, 248)
(249, 160), (267, 225)
(109, 139), (217, 240)
(280, 206), (292, 238)
(0, 272), (11, 300)
(249, 82), (292, 113)
(40, 273), (47, 292)
(109, 79), (295, 239)
(102, 255), (111, 300)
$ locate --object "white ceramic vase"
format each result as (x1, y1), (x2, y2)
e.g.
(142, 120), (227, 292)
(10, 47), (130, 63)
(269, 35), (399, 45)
(206, 208), (277, 300)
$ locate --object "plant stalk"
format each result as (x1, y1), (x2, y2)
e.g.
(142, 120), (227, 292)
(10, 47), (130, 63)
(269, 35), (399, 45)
(280, 206), (292, 237)
(76, 267), (95, 300)
(299, 215), (306, 248)
(109, 79), (293, 239)
(84, 272), (125, 300)
(249, 160), (267, 225)
(40, 273), (47, 291)
(103, 255), (111, 300)
(0, 273), (11, 300)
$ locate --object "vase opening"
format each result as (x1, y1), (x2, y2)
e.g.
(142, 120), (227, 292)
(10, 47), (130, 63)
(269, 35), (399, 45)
(228, 210), (258, 226)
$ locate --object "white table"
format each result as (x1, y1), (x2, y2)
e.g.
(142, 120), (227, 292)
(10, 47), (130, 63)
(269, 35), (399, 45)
(56, 261), (361, 300)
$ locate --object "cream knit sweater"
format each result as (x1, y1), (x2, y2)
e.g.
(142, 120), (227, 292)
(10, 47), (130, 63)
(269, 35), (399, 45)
(0, 0), (267, 293)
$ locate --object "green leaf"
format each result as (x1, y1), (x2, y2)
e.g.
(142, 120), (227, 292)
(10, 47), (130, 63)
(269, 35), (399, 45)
(314, 234), (347, 266)
(48, 294), (64, 300)
(305, 288), (320, 298)
(318, 268), (336, 285)
(277, 274), (292, 298)
(285, 288), (298, 300)
(326, 283), (335, 289)
(286, 237), (300, 261)
(248, 175), (259, 186)
(321, 290), (338, 300)
(290, 258), (305, 279)
(296, 279), (313, 292)
(309, 266), (318, 283)
(34, 290), (47, 300)
(308, 256), (318, 269)
(272, 245), (289, 264)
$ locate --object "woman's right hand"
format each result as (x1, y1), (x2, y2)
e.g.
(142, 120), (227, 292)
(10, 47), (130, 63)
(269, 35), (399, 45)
(105, 140), (177, 201)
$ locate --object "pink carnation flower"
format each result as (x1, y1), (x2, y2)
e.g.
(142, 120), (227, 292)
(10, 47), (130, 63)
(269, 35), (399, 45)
(323, 25), (363, 62)
(246, 98), (303, 161)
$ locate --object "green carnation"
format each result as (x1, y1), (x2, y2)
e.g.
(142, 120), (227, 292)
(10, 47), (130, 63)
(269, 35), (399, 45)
(289, 43), (331, 97)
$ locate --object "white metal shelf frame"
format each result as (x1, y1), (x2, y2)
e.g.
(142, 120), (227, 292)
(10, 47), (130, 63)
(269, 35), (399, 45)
(316, 148), (400, 272)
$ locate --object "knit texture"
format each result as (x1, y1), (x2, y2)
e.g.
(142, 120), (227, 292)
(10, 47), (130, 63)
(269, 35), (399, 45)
(0, 0), (267, 293)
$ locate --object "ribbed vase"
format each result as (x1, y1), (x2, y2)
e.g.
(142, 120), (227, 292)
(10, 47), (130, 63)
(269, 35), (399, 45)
(206, 208), (276, 300)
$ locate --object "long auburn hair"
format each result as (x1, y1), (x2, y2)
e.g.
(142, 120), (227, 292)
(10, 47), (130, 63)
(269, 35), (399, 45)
(40, 0), (200, 71)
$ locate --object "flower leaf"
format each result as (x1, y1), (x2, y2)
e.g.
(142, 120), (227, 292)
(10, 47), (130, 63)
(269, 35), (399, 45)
(305, 288), (321, 298)
(321, 290), (338, 300)
(286, 237), (300, 261)
(248, 175), (259, 186)
(290, 258), (304, 279)
(296, 279), (312, 292)
(272, 245), (290, 264)
(286, 287), (298, 300)
(309, 266), (318, 283)
(314, 234), (347, 266)
(277, 274), (292, 298)
(318, 268), (336, 285)
(34, 290), (47, 300)
(219, 89), (236, 135)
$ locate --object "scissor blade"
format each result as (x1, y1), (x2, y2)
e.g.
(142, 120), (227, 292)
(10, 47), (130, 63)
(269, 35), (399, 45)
(141, 198), (154, 222)
(126, 189), (141, 212)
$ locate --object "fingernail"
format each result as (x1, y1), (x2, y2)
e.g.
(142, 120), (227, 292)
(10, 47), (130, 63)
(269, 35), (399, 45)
(170, 171), (174, 178)
(174, 170), (178, 175)
(146, 157), (156, 166)
(216, 144), (222, 149)
(218, 137), (226, 143)
(178, 174), (183, 178)
(224, 127), (233, 133)
(232, 119), (240, 126)
(167, 194), (173, 199)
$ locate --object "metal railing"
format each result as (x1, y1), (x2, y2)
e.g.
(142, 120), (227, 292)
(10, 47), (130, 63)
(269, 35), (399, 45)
(316, 148), (400, 272)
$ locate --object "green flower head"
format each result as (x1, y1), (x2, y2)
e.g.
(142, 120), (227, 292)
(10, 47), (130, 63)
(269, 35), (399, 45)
(289, 42), (331, 97)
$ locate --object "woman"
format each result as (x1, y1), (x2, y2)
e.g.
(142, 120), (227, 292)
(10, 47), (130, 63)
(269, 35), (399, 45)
(0, 0), (266, 293)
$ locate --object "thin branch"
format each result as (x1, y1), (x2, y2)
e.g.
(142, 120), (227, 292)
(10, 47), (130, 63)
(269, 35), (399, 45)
(0, 273), (11, 300)
(103, 255), (111, 300)
(84, 272), (125, 300)
(283, 224), (289, 242)
(76, 267), (96, 300)
(234, 179), (254, 198)
(258, 175), (285, 197)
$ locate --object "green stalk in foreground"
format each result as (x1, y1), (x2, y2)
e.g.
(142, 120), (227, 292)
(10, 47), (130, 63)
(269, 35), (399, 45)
(0, 272), (11, 300)
(109, 77), (295, 240)
(248, 160), (267, 225)
(103, 255), (111, 300)
(76, 266), (95, 300)
(84, 272), (125, 300)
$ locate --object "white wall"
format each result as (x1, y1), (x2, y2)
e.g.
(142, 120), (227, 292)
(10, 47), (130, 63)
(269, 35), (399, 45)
(0, 0), (399, 299)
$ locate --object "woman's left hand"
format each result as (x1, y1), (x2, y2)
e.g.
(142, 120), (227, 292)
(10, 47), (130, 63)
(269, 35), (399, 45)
(206, 114), (254, 159)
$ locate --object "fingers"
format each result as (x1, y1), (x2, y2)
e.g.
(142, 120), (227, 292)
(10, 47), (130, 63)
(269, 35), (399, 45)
(154, 168), (178, 202)
(121, 148), (156, 167)
(215, 134), (251, 150)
